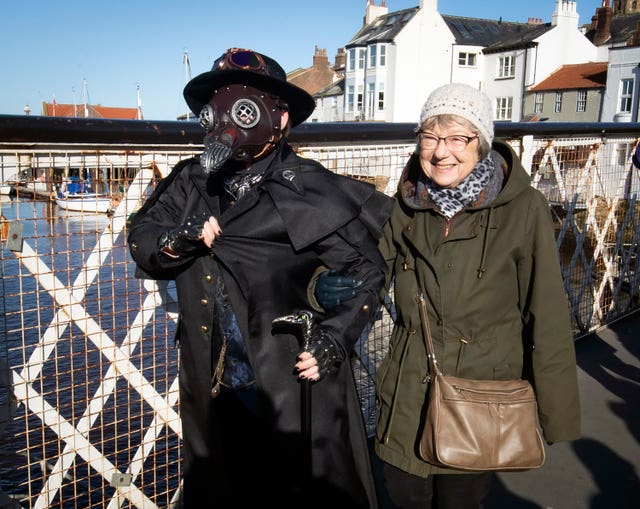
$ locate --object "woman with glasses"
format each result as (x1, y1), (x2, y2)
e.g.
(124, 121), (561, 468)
(314, 83), (581, 508)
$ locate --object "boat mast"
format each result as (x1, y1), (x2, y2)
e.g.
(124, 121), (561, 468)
(137, 84), (142, 120)
(183, 50), (191, 120)
(82, 78), (89, 118)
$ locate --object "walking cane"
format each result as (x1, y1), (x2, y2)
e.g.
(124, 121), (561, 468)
(272, 310), (314, 487)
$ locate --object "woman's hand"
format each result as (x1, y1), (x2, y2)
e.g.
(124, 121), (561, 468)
(200, 216), (222, 247)
(295, 352), (320, 381)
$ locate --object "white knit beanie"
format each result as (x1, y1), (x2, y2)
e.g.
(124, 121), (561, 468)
(418, 83), (494, 146)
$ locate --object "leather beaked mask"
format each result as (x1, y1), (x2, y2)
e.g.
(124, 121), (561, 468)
(199, 83), (288, 174)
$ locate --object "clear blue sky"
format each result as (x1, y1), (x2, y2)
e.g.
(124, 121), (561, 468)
(1, 0), (604, 121)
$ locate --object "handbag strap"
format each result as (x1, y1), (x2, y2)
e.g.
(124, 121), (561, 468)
(416, 293), (443, 378)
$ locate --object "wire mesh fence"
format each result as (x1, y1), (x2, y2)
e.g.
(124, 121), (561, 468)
(0, 122), (638, 507)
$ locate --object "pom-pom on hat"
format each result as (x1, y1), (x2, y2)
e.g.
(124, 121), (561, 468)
(418, 83), (494, 146)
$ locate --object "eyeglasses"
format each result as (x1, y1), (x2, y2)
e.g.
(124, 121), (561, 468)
(417, 132), (478, 152)
(216, 48), (266, 73)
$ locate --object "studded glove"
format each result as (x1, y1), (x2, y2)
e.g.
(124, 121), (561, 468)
(158, 213), (209, 259)
(304, 328), (346, 380)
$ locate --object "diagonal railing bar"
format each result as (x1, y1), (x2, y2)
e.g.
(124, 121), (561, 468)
(7, 169), (182, 507)
(35, 290), (181, 509)
(14, 243), (181, 428)
(30, 162), (181, 508)
(105, 375), (181, 509)
(11, 370), (156, 509)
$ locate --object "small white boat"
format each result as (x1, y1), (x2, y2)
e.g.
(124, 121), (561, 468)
(55, 192), (113, 213)
(55, 177), (113, 213)
(1, 172), (19, 195)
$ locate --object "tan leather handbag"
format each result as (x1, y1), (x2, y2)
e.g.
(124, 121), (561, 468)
(417, 294), (546, 471)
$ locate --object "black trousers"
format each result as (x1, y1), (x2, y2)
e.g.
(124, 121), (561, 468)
(383, 462), (493, 509)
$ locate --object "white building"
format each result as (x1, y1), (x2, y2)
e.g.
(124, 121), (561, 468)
(313, 0), (603, 123)
(601, 44), (640, 121)
(583, 2), (640, 121)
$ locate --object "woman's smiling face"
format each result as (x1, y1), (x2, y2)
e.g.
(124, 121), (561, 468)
(416, 115), (481, 189)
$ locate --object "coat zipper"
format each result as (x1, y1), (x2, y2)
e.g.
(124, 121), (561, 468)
(443, 217), (452, 238)
(455, 337), (469, 373)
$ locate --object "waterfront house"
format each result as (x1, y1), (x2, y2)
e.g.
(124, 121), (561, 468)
(524, 62), (608, 122)
(309, 0), (640, 124)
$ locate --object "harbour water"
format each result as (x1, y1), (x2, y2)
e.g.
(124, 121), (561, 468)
(0, 195), (182, 507)
(0, 194), (381, 507)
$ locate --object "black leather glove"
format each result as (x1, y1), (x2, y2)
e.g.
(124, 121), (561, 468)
(304, 328), (346, 380)
(158, 213), (209, 259)
(315, 269), (363, 309)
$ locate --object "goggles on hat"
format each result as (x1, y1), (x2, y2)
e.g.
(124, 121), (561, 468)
(215, 48), (267, 74)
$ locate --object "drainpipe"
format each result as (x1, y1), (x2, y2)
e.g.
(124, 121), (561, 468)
(450, 42), (454, 83)
(520, 45), (528, 121)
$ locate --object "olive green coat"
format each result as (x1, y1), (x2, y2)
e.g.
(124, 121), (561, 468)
(374, 140), (581, 477)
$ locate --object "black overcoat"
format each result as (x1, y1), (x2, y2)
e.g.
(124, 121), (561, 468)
(128, 141), (392, 507)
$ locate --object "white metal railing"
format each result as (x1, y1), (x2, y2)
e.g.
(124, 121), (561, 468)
(0, 124), (639, 508)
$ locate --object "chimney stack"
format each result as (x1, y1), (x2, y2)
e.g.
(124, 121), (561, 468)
(334, 48), (346, 71)
(313, 46), (329, 68)
(593, 1), (613, 45)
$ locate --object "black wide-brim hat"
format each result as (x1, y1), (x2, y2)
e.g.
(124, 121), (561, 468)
(184, 48), (316, 127)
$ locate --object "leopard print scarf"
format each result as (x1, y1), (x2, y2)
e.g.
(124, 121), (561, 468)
(422, 156), (495, 218)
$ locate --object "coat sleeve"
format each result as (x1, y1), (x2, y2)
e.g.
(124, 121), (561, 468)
(127, 162), (202, 280)
(519, 190), (581, 442)
(312, 227), (388, 355)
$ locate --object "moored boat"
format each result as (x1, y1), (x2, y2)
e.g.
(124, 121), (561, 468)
(55, 176), (113, 213)
(55, 192), (114, 213)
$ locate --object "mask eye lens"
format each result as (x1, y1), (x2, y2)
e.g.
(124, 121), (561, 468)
(199, 104), (215, 131)
(231, 99), (260, 128)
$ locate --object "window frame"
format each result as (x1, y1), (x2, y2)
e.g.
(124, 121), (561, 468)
(347, 85), (355, 112)
(367, 82), (375, 118)
(619, 79), (633, 113)
(458, 52), (477, 67)
(497, 55), (515, 79)
(554, 91), (563, 113)
(495, 97), (513, 120)
(347, 49), (356, 72)
(534, 92), (544, 113)
(576, 90), (587, 113)
(356, 84), (364, 113)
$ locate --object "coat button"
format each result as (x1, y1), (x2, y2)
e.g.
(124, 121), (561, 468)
(201, 299), (208, 306)
(361, 305), (370, 312)
(130, 242), (137, 251)
(409, 329), (416, 335)
(200, 325), (209, 333)
(204, 274), (212, 282)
